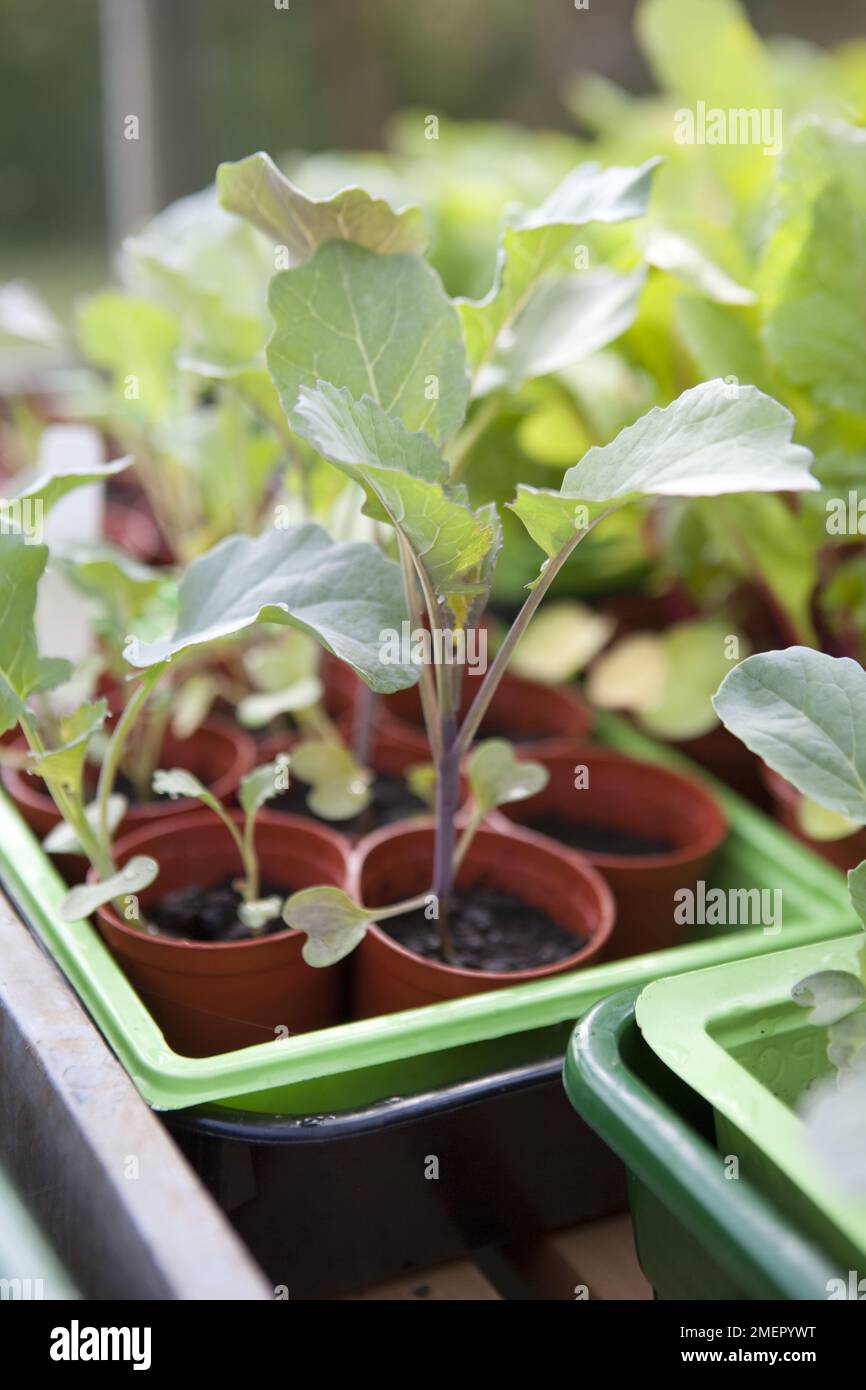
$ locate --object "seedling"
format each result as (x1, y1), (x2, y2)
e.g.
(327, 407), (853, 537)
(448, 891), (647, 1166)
(235, 144), (818, 968)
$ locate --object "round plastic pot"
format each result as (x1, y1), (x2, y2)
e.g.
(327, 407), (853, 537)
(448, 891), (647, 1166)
(494, 745), (727, 960)
(349, 820), (615, 1018)
(377, 670), (592, 761)
(564, 989), (837, 1299)
(1, 715), (256, 846)
(103, 500), (173, 565)
(93, 809), (352, 1057)
(761, 764), (866, 873)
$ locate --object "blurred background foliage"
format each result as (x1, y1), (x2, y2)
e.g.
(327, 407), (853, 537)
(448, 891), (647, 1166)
(2, 0), (865, 315)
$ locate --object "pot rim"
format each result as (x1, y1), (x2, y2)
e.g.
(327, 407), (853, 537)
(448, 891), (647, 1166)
(2, 713), (256, 819)
(93, 807), (352, 954)
(352, 816), (615, 984)
(494, 741), (727, 870)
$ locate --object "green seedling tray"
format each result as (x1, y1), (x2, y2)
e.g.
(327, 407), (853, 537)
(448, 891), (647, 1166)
(636, 936), (866, 1274)
(0, 717), (858, 1113)
(564, 988), (838, 1299)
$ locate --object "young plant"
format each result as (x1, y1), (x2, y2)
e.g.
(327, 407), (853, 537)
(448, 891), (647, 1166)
(0, 518), (418, 922)
(150, 757), (290, 932)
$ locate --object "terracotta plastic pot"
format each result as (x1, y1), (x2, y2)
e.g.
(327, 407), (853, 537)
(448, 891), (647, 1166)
(94, 810), (352, 1057)
(493, 745), (727, 960)
(2, 715), (256, 848)
(377, 670), (592, 761)
(349, 820), (615, 1018)
(761, 764), (866, 873)
(103, 500), (173, 565)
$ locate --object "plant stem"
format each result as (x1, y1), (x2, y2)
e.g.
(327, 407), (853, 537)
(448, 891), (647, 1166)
(456, 506), (616, 758)
(241, 810), (259, 902)
(396, 533), (441, 761)
(18, 711), (115, 880)
(431, 710), (460, 963)
(95, 665), (165, 853)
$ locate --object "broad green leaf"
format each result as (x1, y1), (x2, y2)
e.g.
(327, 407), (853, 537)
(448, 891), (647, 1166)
(121, 185), (271, 364)
(765, 184), (866, 415)
(591, 620), (741, 739)
(508, 381), (817, 560)
(237, 681), (322, 728)
(282, 886), (371, 967)
(30, 700), (107, 795)
(289, 740), (372, 821)
(676, 297), (769, 389)
(267, 241), (469, 444)
(644, 229), (755, 305)
(77, 291), (180, 422)
(8, 451), (132, 519)
(292, 384), (495, 618)
(458, 158), (661, 378)
(587, 633), (668, 714)
(510, 601), (614, 684)
(478, 268), (646, 395)
(239, 756), (291, 817)
(123, 522), (418, 695)
(0, 533), (57, 734)
(60, 855), (159, 923)
(636, 0), (775, 110)
(714, 648), (866, 822)
(43, 795), (128, 857)
(467, 740), (548, 814)
(58, 542), (164, 616)
(217, 151), (428, 261)
(791, 970), (866, 1026)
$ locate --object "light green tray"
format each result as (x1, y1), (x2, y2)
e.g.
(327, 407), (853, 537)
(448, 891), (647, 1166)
(636, 935), (866, 1273)
(0, 718), (858, 1112)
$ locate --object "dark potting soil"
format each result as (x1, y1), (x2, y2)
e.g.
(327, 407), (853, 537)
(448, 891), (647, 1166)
(271, 772), (424, 833)
(382, 887), (581, 972)
(531, 814), (677, 857)
(147, 879), (286, 943)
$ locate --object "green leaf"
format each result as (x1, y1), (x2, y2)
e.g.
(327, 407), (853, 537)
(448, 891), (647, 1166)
(458, 158), (661, 380)
(60, 855), (159, 923)
(42, 795), (128, 857)
(170, 674), (219, 739)
(217, 151), (428, 261)
(0, 533), (54, 735)
(764, 182), (866, 415)
(676, 297), (769, 390)
(406, 761), (437, 808)
(644, 230), (755, 305)
(292, 384), (496, 620)
(510, 601), (614, 684)
(467, 739), (548, 814)
(237, 682), (322, 728)
(239, 756), (291, 817)
(791, 970), (866, 1026)
(590, 620), (741, 740)
(238, 896), (284, 933)
(714, 647), (866, 822)
(289, 740), (372, 821)
(796, 797), (859, 843)
(77, 291), (180, 422)
(123, 522), (419, 695)
(9, 450), (133, 518)
(152, 766), (223, 815)
(848, 862), (866, 933)
(267, 240), (469, 444)
(30, 700), (108, 795)
(282, 886), (370, 967)
(478, 267), (646, 394)
(636, 0), (775, 110)
(508, 381), (817, 560)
